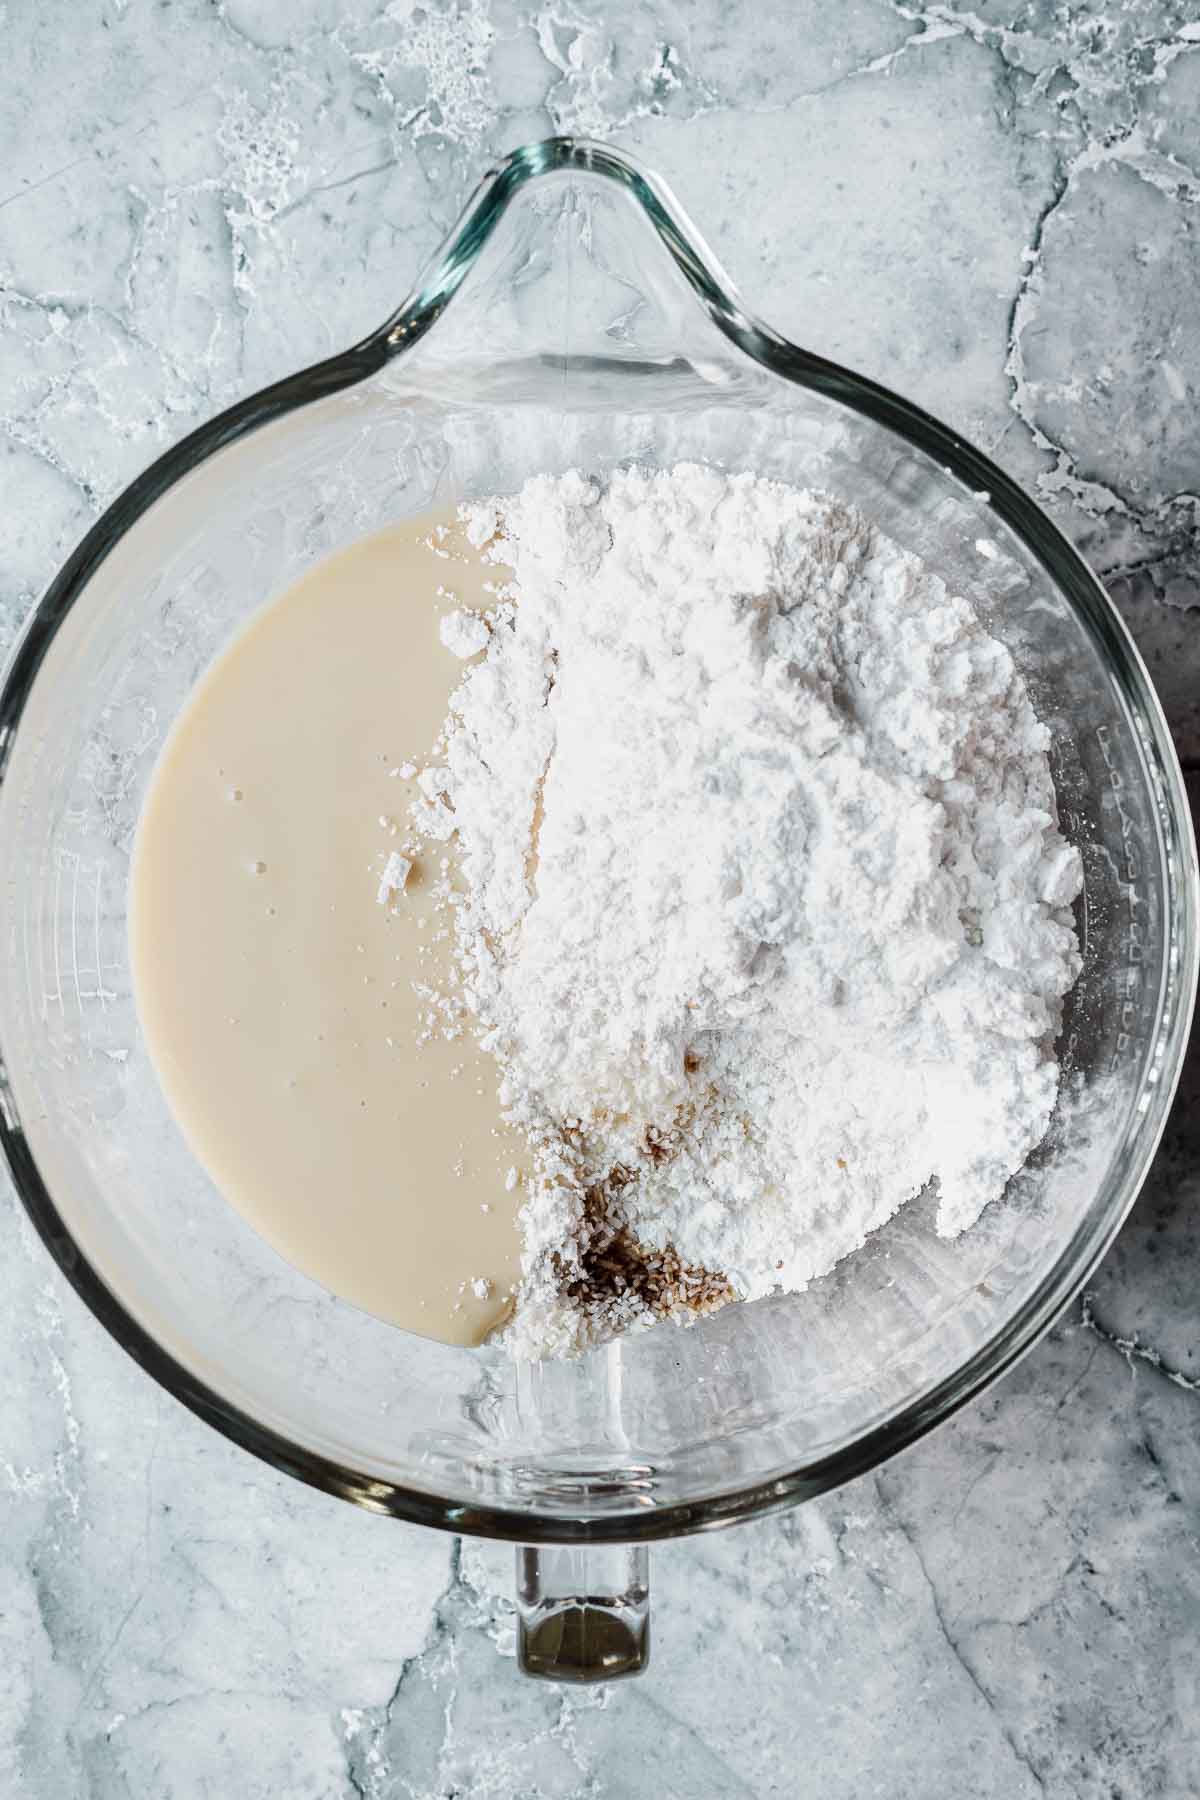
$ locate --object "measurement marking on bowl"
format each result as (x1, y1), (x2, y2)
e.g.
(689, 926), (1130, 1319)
(46, 852), (117, 1021)
(1096, 724), (1146, 1072)
(45, 853), (64, 1020)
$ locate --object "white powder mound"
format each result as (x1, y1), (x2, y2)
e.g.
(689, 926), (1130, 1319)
(414, 465), (1083, 1360)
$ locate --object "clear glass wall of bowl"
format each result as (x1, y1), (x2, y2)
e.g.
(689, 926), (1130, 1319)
(0, 152), (1191, 1544)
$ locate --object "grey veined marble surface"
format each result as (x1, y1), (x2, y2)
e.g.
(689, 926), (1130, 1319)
(3, 3), (1199, 1796)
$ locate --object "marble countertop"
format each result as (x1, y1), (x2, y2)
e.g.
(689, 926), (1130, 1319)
(3, 3), (1198, 1794)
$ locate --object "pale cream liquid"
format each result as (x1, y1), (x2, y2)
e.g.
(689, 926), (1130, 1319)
(130, 515), (525, 1346)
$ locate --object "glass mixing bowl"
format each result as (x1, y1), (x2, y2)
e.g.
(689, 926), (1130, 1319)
(1, 139), (1195, 1682)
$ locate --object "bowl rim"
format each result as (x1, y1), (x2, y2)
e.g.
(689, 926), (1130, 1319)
(1, 135), (1196, 1544)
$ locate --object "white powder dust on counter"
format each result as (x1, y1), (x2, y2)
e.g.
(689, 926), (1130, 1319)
(412, 465), (1083, 1360)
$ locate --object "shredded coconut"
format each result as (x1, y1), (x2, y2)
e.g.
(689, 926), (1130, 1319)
(414, 465), (1083, 1359)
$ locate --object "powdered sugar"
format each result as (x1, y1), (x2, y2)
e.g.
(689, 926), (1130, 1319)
(415, 466), (1083, 1359)
(439, 608), (490, 659)
(375, 850), (411, 907)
